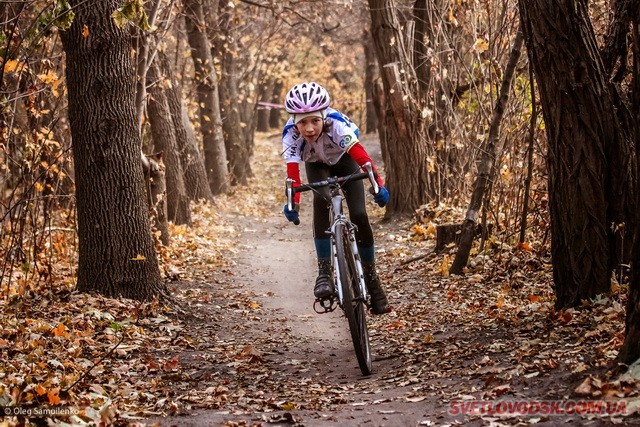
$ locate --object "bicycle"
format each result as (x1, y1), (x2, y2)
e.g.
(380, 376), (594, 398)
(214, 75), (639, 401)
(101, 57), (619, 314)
(285, 162), (380, 376)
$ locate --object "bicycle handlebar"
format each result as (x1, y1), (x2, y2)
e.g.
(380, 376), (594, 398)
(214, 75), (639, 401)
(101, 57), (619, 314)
(285, 162), (379, 226)
(294, 171), (370, 193)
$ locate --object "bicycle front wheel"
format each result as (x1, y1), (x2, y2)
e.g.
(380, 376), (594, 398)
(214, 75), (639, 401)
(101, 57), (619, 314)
(335, 223), (372, 376)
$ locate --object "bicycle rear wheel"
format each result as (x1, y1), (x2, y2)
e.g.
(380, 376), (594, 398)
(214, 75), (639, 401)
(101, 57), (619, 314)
(335, 223), (372, 376)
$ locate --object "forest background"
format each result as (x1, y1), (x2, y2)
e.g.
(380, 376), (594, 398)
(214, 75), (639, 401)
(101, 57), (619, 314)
(2, 0), (640, 425)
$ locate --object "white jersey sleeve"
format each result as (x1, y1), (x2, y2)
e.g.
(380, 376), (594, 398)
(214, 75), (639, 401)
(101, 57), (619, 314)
(282, 118), (302, 163)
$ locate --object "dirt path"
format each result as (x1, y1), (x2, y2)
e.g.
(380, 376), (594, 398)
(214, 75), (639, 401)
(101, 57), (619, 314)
(243, 210), (356, 369)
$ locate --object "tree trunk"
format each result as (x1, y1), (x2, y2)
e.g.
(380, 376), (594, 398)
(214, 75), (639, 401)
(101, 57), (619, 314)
(421, 0), (461, 201)
(147, 60), (191, 225)
(519, 0), (636, 309)
(412, 0), (431, 94)
(158, 51), (214, 203)
(613, 0), (640, 366)
(601, 0), (638, 82)
(60, 0), (166, 301)
(183, 0), (229, 195)
(142, 153), (170, 246)
(269, 79), (284, 130)
(363, 29), (379, 134)
(256, 77), (273, 132)
(450, 29), (524, 275)
(218, 2), (252, 186)
(368, 0), (433, 215)
(519, 60), (538, 244)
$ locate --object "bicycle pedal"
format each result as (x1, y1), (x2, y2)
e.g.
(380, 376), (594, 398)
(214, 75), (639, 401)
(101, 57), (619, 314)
(313, 296), (337, 314)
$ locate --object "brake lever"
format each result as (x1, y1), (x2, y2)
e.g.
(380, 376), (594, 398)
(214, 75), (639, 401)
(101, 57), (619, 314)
(285, 178), (295, 211)
(285, 178), (300, 225)
(363, 162), (379, 195)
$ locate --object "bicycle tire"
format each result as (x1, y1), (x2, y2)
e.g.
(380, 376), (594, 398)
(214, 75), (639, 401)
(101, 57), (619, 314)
(335, 223), (372, 375)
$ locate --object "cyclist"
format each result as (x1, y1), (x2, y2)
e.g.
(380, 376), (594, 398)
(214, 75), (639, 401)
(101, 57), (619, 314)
(281, 81), (391, 315)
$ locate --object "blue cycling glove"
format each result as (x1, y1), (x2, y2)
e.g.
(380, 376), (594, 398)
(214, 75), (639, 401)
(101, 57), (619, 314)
(283, 204), (299, 223)
(373, 186), (389, 207)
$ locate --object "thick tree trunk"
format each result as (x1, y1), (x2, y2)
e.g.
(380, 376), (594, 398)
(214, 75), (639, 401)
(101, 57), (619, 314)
(183, 0), (229, 195)
(218, 2), (252, 186)
(147, 60), (191, 225)
(60, 0), (166, 301)
(158, 51), (214, 203)
(368, 0), (433, 215)
(613, 0), (640, 366)
(519, 0), (636, 309)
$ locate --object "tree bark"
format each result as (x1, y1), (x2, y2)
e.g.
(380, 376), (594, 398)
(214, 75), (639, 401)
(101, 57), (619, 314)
(60, 0), (166, 301)
(601, 0), (638, 82)
(256, 77), (273, 132)
(142, 153), (170, 246)
(615, 1), (640, 366)
(158, 51), (214, 203)
(183, 0), (229, 195)
(147, 60), (191, 225)
(368, 0), (433, 215)
(363, 28), (379, 134)
(218, 1), (252, 186)
(450, 30), (523, 275)
(269, 79), (284, 129)
(519, 0), (636, 309)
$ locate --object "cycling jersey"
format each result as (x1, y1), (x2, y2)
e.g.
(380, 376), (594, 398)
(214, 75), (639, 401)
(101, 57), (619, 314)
(282, 107), (360, 165)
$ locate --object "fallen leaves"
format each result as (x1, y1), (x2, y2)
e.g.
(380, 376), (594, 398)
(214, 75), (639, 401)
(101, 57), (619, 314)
(368, 199), (634, 422)
(52, 323), (69, 337)
(0, 135), (635, 426)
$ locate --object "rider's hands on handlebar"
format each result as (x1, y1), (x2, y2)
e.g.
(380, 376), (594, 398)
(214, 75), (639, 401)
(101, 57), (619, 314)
(283, 204), (300, 223)
(371, 186), (389, 207)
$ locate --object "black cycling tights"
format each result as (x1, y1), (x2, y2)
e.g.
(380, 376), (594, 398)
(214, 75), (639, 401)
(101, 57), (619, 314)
(305, 155), (374, 248)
